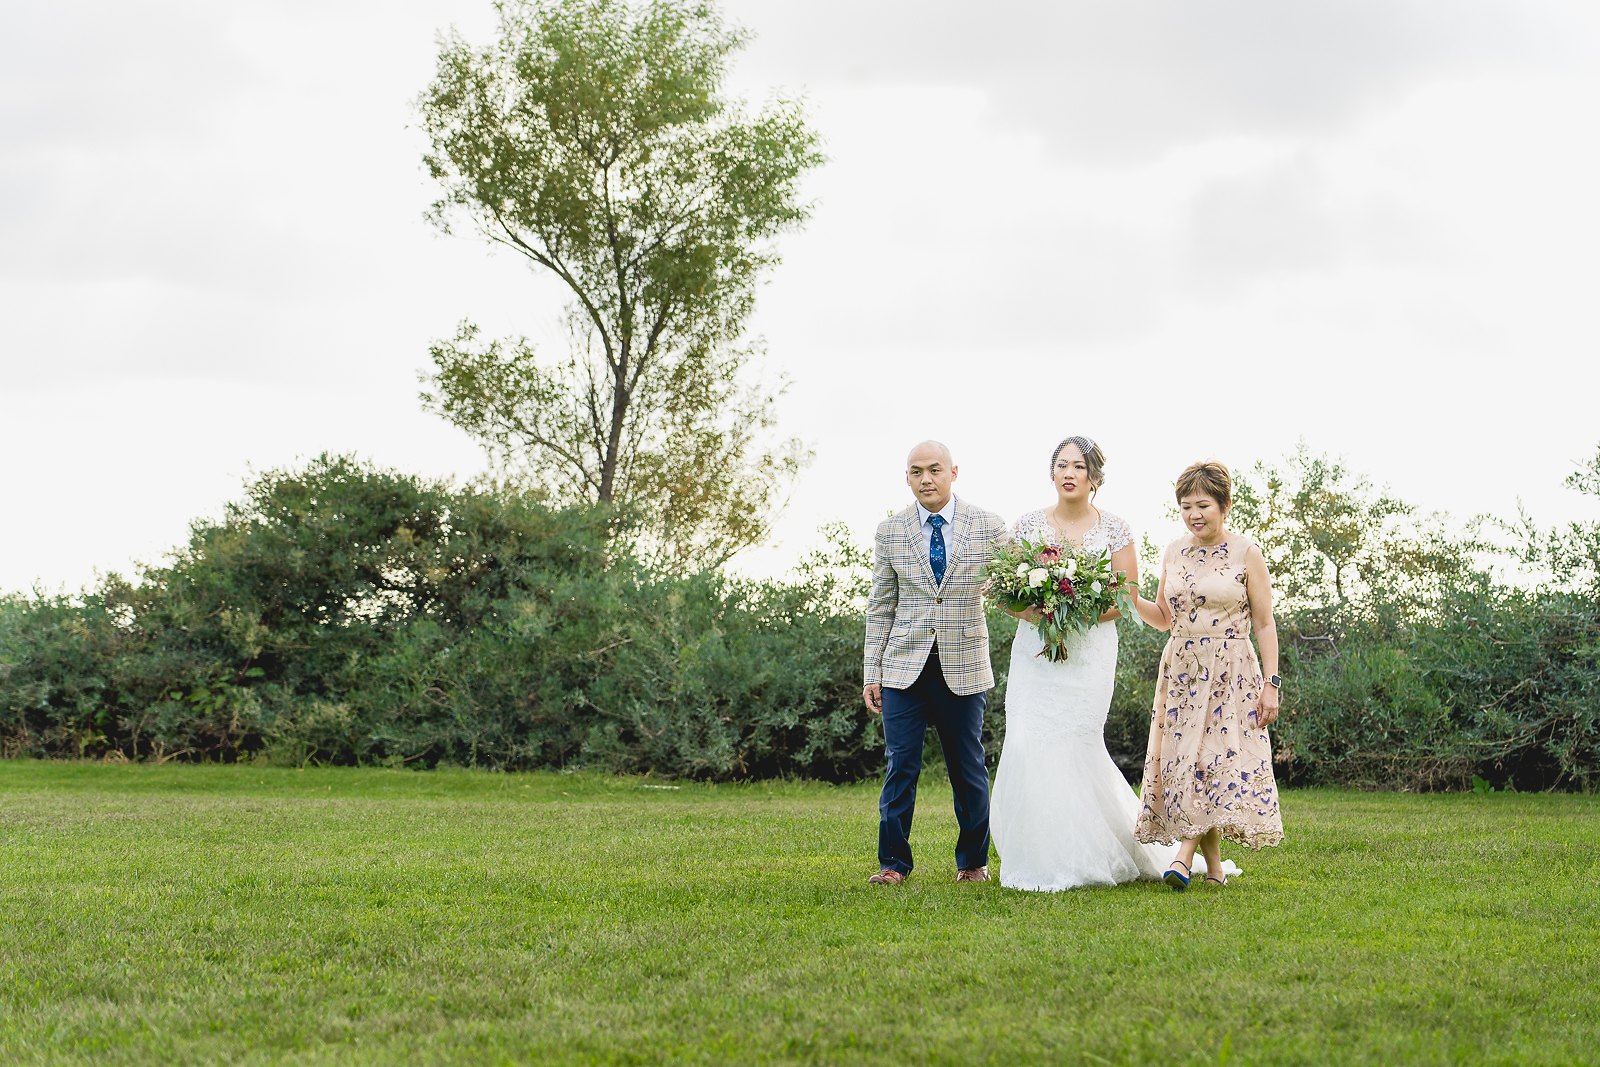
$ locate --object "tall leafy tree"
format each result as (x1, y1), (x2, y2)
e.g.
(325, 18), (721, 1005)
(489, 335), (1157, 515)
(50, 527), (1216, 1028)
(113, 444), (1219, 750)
(417, 0), (822, 570)
(1231, 444), (1479, 610)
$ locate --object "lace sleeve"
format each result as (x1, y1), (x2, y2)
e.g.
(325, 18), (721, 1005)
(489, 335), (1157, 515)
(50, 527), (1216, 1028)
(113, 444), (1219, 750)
(1011, 509), (1043, 544)
(1104, 512), (1134, 553)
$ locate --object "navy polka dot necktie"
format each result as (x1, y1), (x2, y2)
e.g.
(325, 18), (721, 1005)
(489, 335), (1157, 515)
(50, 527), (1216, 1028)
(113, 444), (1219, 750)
(929, 514), (947, 586)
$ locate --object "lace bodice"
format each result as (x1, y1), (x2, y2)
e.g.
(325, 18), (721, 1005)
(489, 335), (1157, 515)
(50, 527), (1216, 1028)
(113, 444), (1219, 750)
(1010, 508), (1133, 557)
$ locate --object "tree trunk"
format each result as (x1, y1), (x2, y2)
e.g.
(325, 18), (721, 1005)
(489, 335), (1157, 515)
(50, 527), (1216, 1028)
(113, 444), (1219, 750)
(597, 339), (630, 504)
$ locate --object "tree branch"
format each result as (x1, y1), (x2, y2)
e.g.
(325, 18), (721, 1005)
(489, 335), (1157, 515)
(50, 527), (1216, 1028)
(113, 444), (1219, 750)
(479, 394), (602, 493)
(484, 206), (618, 370)
(601, 162), (633, 347)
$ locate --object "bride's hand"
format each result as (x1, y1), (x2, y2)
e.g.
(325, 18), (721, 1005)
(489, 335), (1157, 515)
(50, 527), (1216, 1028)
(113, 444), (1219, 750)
(1011, 606), (1044, 624)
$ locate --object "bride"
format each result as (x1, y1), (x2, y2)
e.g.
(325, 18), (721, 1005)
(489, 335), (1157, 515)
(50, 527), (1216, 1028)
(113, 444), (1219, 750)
(990, 436), (1235, 891)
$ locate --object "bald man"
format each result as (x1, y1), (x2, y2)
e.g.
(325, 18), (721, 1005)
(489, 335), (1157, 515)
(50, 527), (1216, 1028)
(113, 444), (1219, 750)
(863, 441), (1007, 884)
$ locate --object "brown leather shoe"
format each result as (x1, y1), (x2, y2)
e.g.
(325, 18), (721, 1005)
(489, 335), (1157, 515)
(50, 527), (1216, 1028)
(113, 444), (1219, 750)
(955, 866), (989, 883)
(868, 868), (907, 885)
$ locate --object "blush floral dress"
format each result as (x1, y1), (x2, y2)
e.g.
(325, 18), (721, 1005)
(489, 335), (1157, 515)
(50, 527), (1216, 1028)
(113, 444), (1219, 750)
(1134, 538), (1283, 849)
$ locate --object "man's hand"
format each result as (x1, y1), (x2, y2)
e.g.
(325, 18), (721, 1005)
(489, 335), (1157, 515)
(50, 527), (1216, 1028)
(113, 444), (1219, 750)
(863, 683), (883, 715)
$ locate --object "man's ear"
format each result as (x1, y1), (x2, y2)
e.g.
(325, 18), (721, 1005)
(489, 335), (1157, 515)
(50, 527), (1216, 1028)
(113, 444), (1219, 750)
(949, 465), (959, 482)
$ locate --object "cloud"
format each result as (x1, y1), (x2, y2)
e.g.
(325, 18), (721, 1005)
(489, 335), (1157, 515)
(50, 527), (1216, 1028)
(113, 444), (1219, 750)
(0, 0), (529, 389)
(735, 0), (1570, 163)
(1185, 151), (1340, 290)
(1, 4), (262, 150)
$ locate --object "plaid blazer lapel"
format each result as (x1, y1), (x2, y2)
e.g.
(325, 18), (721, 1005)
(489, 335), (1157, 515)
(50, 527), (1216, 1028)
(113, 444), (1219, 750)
(902, 508), (937, 590)
(937, 498), (974, 591)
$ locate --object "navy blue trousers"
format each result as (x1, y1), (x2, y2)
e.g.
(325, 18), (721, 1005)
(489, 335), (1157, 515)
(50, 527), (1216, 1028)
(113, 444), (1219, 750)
(877, 650), (992, 875)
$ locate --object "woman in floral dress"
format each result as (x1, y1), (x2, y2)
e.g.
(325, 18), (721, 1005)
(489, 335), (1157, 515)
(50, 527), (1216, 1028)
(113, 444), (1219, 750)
(1125, 461), (1283, 889)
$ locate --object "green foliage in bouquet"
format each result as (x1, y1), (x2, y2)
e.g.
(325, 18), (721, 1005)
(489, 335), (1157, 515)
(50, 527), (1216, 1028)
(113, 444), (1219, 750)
(981, 537), (1137, 661)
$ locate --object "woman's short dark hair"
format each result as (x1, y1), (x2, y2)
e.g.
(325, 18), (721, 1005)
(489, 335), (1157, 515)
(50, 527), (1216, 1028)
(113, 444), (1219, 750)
(1175, 460), (1232, 511)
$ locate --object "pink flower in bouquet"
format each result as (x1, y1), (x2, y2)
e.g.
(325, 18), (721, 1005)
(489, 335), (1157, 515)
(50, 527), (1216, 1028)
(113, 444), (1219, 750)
(1037, 545), (1062, 564)
(1057, 577), (1075, 597)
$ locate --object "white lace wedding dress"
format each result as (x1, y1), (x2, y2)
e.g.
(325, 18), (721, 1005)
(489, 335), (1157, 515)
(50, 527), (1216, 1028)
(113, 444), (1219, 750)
(990, 509), (1238, 891)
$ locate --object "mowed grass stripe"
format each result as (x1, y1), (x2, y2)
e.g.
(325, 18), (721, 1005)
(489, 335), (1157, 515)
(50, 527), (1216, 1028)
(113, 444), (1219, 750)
(1, 762), (1597, 1065)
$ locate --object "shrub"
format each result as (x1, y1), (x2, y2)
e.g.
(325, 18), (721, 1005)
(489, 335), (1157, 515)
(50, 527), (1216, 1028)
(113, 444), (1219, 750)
(4, 448), (1598, 790)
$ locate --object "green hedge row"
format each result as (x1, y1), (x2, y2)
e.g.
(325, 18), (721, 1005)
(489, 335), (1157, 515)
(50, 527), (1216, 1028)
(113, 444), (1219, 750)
(0, 457), (873, 779)
(3, 454), (1596, 789)
(1106, 587), (1600, 791)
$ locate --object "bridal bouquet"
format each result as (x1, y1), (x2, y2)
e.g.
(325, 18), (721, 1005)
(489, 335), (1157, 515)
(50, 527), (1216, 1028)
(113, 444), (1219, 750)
(982, 537), (1138, 662)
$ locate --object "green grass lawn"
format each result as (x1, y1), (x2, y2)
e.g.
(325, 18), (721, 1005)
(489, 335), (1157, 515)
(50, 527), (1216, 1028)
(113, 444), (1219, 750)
(1, 763), (1597, 1065)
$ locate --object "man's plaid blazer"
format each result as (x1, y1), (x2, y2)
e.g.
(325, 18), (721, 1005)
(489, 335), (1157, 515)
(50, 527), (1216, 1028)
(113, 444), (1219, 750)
(863, 496), (1008, 697)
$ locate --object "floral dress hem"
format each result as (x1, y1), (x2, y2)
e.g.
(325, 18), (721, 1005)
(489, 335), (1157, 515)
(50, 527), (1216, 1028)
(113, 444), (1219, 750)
(1134, 817), (1284, 851)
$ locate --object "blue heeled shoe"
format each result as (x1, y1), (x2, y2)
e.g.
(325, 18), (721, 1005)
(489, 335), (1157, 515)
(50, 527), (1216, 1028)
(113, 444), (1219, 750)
(1163, 858), (1191, 892)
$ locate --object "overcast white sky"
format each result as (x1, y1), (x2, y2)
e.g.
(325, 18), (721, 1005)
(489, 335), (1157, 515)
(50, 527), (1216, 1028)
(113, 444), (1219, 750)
(4, 0), (1599, 595)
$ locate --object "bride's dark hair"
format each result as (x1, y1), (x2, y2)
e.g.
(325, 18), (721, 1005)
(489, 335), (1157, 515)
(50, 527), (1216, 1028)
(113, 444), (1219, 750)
(1050, 436), (1106, 490)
